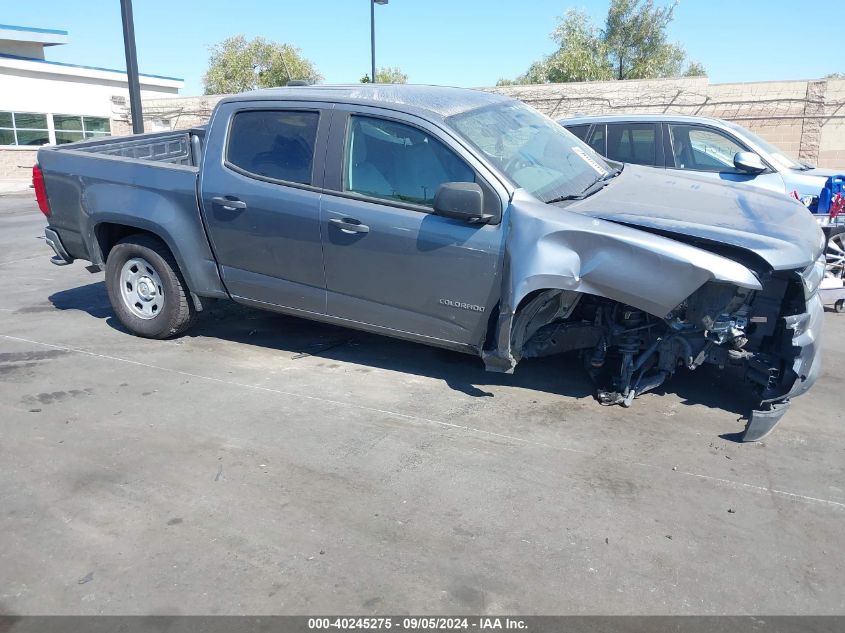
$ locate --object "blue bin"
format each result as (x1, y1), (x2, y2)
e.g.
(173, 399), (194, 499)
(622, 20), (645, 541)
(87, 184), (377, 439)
(818, 175), (845, 214)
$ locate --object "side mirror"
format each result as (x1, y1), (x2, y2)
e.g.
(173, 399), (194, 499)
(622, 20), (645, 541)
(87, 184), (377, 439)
(433, 182), (489, 223)
(734, 151), (767, 174)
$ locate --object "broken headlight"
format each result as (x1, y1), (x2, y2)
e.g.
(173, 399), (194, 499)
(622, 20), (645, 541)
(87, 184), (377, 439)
(800, 254), (826, 300)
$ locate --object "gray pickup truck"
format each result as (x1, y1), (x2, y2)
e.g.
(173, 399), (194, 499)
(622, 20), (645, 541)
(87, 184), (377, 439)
(34, 85), (826, 441)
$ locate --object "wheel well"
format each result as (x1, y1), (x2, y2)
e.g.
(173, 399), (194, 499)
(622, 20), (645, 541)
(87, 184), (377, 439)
(95, 223), (164, 263)
(510, 289), (585, 356)
(94, 222), (209, 311)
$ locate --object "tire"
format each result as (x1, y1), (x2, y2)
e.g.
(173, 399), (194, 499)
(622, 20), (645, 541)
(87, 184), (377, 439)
(105, 234), (196, 339)
(835, 299), (845, 314)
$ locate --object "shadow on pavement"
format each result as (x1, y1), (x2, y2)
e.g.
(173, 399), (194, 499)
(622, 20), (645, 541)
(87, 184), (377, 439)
(46, 281), (754, 415)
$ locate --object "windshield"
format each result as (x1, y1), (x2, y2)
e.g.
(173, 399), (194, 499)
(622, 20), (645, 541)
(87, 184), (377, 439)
(724, 122), (805, 170)
(446, 101), (613, 202)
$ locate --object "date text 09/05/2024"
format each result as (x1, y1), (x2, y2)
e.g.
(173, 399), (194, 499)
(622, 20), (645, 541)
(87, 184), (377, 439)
(307, 617), (528, 630)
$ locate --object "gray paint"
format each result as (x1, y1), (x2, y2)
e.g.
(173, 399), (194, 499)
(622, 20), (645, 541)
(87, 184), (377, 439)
(569, 165), (825, 270)
(198, 100), (332, 313)
(36, 85), (825, 433)
(36, 146), (227, 299)
(483, 189), (768, 372)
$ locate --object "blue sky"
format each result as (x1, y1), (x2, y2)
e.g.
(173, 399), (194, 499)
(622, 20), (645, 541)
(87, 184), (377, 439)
(3, 0), (842, 95)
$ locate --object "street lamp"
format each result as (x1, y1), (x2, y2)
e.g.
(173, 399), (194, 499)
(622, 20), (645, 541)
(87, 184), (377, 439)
(371, 0), (388, 83)
(119, 0), (144, 133)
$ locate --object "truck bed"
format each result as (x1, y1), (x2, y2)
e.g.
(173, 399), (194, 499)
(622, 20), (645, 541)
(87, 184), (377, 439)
(36, 125), (226, 300)
(55, 127), (206, 167)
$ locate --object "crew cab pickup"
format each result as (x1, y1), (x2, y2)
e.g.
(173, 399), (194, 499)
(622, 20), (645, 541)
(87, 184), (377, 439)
(34, 85), (826, 441)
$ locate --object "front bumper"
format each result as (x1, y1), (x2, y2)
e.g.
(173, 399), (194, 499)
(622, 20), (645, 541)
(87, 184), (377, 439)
(783, 292), (824, 400)
(742, 293), (824, 441)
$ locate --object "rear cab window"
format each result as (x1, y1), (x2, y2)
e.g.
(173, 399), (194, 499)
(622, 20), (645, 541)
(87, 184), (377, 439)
(226, 110), (320, 185)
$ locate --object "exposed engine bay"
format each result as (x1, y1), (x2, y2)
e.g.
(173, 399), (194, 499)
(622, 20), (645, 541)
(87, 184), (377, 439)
(512, 269), (812, 441)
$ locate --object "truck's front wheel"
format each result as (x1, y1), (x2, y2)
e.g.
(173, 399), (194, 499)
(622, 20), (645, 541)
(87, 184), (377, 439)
(105, 235), (196, 339)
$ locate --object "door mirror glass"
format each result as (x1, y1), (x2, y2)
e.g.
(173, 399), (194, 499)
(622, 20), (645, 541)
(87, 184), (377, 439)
(733, 151), (767, 174)
(433, 182), (488, 223)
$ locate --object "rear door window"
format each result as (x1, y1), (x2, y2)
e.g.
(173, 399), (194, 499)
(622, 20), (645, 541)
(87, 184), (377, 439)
(227, 110), (320, 185)
(587, 124), (606, 156)
(606, 123), (658, 166)
(565, 124), (590, 141)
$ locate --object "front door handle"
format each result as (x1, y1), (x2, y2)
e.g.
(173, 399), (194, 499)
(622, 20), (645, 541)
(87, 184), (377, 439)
(212, 196), (247, 211)
(328, 217), (370, 234)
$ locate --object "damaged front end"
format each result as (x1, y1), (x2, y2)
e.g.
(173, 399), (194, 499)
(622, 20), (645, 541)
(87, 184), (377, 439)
(511, 271), (821, 441)
(483, 191), (825, 442)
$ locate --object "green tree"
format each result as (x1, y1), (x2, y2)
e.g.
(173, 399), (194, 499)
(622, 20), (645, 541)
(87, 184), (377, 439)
(503, 0), (704, 85)
(203, 35), (322, 95)
(604, 0), (683, 79)
(545, 9), (613, 82)
(683, 61), (707, 77)
(360, 66), (409, 84)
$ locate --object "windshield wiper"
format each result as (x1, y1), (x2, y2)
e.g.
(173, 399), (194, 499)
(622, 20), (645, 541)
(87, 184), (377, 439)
(545, 167), (622, 204)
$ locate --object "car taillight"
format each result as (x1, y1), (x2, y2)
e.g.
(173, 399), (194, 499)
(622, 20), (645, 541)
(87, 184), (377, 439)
(32, 164), (50, 217)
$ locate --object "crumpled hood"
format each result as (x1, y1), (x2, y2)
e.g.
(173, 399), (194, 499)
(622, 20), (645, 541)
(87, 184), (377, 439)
(569, 165), (825, 270)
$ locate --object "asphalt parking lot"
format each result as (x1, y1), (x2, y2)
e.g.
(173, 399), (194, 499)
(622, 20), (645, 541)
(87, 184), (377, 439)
(1, 191), (843, 616)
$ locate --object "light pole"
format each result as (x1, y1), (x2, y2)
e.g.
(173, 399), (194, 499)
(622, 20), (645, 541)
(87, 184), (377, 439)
(370, 0), (388, 83)
(119, 0), (144, 133)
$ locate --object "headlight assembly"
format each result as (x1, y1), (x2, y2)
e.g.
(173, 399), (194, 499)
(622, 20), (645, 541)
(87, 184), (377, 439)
(801, 254), (826, 299)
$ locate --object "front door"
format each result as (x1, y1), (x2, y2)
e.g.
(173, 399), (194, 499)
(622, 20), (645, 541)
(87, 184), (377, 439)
(665, 123), (785, 193)
(319, 109), (506, 347)
(199, 102), (331, 313)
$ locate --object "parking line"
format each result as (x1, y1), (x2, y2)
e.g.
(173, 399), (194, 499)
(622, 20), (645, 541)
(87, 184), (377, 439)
(2, 332), (844, 511)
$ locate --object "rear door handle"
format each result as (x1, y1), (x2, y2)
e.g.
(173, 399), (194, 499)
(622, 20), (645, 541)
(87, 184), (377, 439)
(328, 217), (369, 234)
(212, 196), (247, 211)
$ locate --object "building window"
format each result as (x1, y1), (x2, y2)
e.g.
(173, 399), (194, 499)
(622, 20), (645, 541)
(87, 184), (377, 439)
(0, 111), (50, 146)
(0, 112), (111, 146)
(54, 115), (111, 144)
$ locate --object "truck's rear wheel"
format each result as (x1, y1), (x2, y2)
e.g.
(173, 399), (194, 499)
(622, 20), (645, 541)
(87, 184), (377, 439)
(105, 234), (196, 338)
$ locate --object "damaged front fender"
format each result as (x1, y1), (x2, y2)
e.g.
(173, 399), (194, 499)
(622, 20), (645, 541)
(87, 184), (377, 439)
(483, 191), (762, 373)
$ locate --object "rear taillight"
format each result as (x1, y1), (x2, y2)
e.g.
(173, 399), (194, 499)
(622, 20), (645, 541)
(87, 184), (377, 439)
(32, 164), (50, 217)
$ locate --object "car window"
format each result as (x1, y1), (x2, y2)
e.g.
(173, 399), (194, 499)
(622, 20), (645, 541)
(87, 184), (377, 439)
(565, 124), (590, 141)
(448, 102), (611, 203)
(606, 123), (657, 166)
(587, 124), (606, 156)
(669, 124), (747, 172)
(227, 110), (320, 185)
(723, 122), (802, 170)
(344, 115), (475, 207)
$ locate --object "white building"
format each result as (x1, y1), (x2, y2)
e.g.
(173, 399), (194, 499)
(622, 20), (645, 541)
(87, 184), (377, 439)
(0, 23), (183, 184)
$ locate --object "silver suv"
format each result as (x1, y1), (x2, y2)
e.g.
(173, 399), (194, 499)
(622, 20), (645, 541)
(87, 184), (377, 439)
(560, 113), (842, 213)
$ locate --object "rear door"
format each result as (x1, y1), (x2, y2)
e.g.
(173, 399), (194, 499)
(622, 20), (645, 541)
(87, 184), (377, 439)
(586, 124), (607, 156)
(604, 122), (662, 167)
(199, 101), (331, 313)
(318, 106), (508, 348)
(564, 124), (591, 142)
